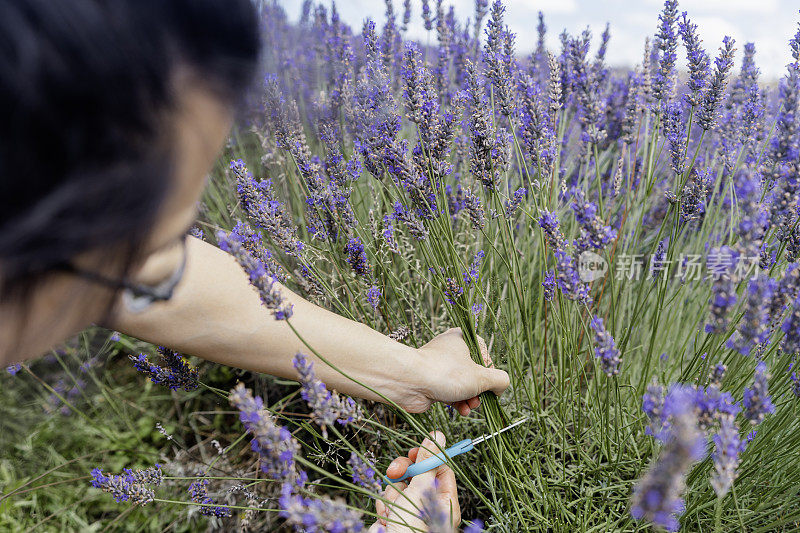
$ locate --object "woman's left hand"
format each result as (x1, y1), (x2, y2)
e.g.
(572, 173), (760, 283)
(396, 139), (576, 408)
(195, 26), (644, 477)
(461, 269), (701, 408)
(402, 327), (510, 416)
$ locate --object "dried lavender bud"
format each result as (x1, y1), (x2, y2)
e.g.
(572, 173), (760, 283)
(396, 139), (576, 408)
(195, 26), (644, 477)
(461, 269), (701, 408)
(547, 51), (562, 118)
(389, 326), (411, 341)
(444, 277), (465, 304)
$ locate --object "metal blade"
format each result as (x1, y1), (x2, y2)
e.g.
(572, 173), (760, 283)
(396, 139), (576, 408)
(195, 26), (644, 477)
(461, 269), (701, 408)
(471, 417), (528, 446)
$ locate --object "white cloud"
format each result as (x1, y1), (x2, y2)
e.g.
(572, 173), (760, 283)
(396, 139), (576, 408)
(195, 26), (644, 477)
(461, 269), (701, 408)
(644, 0), (779, 13)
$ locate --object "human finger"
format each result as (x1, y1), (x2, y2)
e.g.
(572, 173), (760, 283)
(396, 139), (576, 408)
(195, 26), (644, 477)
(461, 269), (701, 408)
(386, 456), (414, 480)
(406, 431), (446, 487)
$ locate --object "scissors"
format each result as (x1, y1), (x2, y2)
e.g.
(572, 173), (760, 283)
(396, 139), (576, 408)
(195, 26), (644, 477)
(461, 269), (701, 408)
(387, 418), (529, 483)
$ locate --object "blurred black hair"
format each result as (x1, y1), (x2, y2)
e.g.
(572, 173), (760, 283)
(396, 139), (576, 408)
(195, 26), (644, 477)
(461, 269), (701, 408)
(0, 0), (260, 298)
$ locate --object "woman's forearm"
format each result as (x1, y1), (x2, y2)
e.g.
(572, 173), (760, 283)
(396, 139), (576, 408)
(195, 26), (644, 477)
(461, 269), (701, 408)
(105, 237), (429, 406)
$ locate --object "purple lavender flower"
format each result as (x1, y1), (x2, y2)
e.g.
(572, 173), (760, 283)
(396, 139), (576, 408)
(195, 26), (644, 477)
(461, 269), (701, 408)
(129, 347), (198, 392)
(652, 1), (680, 103)
(417, 481), (452, 532)
(743, 361), (775, 425)
(697, 37), (736, 131)
(590, 316), (622, 376)
(6, 363), (21, 375)
(401, 0), (411, 32)
(367, 285), (382, 309)
(217, 229), (294, 320)
(542, 270), (556, 301)
(678, 13), (709, 107)
(347, 453), (381, 493)
(230, 221), (287, 282)
(782, 295), (800, 355)
(345, 238), (370, 278)
(463, 251), (486, 286)
(710, 415), (744, 499)
(231, 159), (305, 258)
(465, 61), (510, 190)
(464, 520), (485, 533)
(421, 0), (433, 32)
(555, 250), (592, 305)
(293, 353), (361, 437)
(464, 188), (487, 230)
(791, 371), (800, 398)
(630, 385), (705, 532)
(538, 210), (567, 251)
(230, 383), (300, 483)
(705, 253), (738, 334)
(727, 274), (776, 355)
(188, 478), (231, 518)
(570, 189), (617, 251)
(279, 482), (364, 532)
(444, 277), (465, 305)
(643, 381), (666, 439)
(664, 103), (687, 175)
(483, 1), (516, 116)
(90, 464), (162, 506)
(504, 187), (526, 218)
(393, 202), (429, 241)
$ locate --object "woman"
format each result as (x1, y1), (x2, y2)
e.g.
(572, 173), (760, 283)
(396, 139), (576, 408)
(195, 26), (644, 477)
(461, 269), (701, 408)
(0, 0), (509, 529)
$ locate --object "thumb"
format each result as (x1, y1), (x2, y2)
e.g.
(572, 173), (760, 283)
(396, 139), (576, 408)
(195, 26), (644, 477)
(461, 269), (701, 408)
(480, 366), (510, 396)
(407, 431), (446, 488)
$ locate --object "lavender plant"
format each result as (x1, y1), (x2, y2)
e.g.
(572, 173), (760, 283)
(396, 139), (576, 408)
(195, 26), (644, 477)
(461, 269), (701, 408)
(10, 1), (800, 531)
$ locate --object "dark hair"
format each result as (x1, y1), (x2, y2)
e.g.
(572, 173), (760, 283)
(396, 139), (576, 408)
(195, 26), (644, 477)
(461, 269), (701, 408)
(0, 0), (260, 297)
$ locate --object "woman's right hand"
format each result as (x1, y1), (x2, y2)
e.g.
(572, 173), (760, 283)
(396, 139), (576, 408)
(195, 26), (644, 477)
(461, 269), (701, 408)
(368, 431), (460, 533)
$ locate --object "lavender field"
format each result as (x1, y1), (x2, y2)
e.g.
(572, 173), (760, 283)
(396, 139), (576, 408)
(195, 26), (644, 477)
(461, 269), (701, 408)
(4, 0), (800, 531)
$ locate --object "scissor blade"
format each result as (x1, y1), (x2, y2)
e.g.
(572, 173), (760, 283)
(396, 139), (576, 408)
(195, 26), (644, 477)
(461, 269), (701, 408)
(471, 417), (528, 446)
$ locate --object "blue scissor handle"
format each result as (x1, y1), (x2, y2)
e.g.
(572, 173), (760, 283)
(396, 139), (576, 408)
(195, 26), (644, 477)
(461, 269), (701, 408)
(387, 438), (474, 483)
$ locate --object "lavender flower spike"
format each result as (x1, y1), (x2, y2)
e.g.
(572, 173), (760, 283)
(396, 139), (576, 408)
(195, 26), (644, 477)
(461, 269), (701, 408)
(697, 36), (736, 131)
(229, 383), (300, 483)
(630, 385), (706, 532)
(590, 316), (622, 376)
(279, 483), (365, 532)
(217, 229), (293, 320)
(90, 464), (163, 506)
(743, 361), (775, 425)
(188, 478), (232, 518)
(293, 353), (361, 437)
(129, 347), (198, 392)
(347, 453), (382, 493)
(710, 415), (744, 499)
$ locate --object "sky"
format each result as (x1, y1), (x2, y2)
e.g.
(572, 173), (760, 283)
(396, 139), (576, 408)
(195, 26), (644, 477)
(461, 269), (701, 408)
(277, 0), (800, 81)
